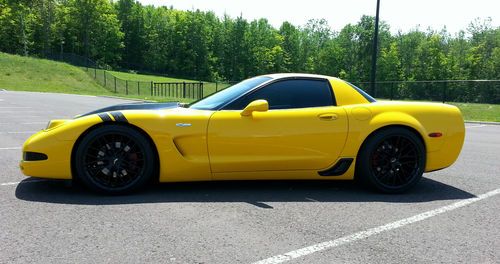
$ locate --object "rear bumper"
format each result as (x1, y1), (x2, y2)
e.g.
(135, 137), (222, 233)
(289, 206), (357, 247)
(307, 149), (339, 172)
(425, 122), (465, 172)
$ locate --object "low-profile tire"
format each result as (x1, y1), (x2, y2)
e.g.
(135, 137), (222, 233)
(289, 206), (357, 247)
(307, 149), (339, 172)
(356, 127), (426, 193)
(74, 124), (156, 195)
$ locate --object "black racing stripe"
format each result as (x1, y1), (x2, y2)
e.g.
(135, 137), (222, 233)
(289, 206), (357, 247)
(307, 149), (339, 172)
(110, 111), (128, 123)
(98, 113), (112, 122)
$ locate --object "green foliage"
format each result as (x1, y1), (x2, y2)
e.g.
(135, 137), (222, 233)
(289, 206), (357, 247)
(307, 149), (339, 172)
(0, 0), (499, 86)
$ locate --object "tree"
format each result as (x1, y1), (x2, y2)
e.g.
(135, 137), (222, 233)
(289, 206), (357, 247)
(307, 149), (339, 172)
(65, 0), (123, 65)
(116, 0), (145, 69)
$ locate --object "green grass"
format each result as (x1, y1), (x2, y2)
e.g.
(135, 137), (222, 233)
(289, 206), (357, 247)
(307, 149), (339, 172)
(0, 52), (112, 96)
(107, 70), (195, 83)
(450, 102), (500, 122)
(0, 52), (193, 101)
(105, 69), (230, 96)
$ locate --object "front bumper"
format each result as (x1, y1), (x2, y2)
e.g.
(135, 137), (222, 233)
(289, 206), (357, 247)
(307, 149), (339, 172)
(20, 131), (73, 179)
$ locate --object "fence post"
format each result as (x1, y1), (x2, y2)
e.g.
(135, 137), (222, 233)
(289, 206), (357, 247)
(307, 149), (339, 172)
(442, 81), (447, 103)
(183, 82), (186, 98)
(126, 80), (128, 95)
(94, 66), (96, 79)
(390, 82), (394, 100)
(201, 82), (204, 98)
(137, 82), (140, 95)
(104, 71), (106, 87)
(197, 81), (203, 99)
(150, 81), (153, 96)
(114, 76), (117, 93)
(215, 82), (218, 92)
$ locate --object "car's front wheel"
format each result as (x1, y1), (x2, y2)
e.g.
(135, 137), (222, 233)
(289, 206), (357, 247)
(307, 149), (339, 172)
(356, 127), (426, 193)
(74, 124), (156, 194)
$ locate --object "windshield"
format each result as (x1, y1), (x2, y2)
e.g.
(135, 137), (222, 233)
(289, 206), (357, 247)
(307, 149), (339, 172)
(189, 76), (272, 110)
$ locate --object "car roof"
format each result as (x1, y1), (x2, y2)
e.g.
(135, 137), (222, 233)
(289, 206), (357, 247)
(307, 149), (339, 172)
(263, 73), (337, 80)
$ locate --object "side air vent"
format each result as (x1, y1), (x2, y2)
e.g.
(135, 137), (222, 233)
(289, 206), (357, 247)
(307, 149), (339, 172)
(318, 158), (353, 176)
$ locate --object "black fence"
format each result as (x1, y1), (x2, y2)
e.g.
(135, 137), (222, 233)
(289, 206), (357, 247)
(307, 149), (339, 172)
(153, 82), (204, 99)
(352, 80), (500, 104)
(40, 52), (500, 104)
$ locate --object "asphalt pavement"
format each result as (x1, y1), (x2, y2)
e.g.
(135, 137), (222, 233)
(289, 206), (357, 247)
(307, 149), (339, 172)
(0, 90), (499, 264)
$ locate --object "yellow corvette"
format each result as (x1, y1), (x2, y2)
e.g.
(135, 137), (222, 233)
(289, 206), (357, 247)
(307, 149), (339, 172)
(20, 74), (465, 194)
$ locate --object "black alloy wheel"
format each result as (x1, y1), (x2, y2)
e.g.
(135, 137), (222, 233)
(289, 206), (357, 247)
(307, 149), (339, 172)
(357, 127), (425, 193)
(74, 125), (155, 194)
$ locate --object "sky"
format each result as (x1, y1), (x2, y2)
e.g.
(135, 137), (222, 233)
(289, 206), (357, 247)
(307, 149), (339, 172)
(136, 0), (499, 34)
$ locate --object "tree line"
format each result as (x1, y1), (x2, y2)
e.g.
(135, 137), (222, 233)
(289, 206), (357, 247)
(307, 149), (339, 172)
(1, 0), (499, 83)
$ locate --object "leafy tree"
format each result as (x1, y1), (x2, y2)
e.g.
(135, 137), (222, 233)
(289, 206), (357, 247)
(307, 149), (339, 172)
(0, 0), (498, 91)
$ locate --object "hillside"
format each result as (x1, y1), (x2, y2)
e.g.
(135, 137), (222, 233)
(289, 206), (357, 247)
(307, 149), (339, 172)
(0, 52), (111, 96)
(0, 52), (498, 121)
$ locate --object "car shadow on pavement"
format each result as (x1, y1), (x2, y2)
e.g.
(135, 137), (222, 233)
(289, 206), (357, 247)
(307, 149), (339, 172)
(15, 177), (476, 207)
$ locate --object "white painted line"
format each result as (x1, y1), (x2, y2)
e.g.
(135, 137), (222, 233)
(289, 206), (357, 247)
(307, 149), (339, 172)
(0, 131), (37, 134)
(0, 179), (47, 186)
(0, 147), (21, 150)
(0, 122), (46, 125)
(0, 115), (43, 118)
(253, 188), (500, 264)
(0, 111), (46, 113)
(465, 125), (488, 128)
(0, 107), (32, 109)
(0, 182), (21, 186)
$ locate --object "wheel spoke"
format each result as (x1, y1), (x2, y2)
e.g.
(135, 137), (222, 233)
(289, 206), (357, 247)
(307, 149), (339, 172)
(83, 132), (146, 189)
(370, 135), (420, 188)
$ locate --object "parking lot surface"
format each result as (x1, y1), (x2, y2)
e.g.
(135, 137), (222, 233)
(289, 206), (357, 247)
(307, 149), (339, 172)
(1, 90), (499, 263)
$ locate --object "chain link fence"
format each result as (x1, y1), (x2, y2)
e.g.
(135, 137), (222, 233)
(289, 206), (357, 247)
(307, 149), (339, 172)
(45, 52), (499, 104)
(45, 52), (236, 100)
(352, 80), (500, 104)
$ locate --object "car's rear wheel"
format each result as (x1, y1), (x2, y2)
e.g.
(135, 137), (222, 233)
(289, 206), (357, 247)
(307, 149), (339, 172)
(356, 127), (426, 193)
(74, 124), (155, 194)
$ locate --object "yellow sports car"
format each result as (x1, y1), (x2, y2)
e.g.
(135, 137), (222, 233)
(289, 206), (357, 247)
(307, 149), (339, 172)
(20, 74), (465, 194)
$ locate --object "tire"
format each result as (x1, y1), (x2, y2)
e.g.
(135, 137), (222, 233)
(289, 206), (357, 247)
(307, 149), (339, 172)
(356, 127), (426, 193)
(74, 124), (156, 194)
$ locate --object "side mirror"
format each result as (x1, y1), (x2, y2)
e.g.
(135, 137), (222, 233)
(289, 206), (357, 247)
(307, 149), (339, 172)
(240, 100), (269, 116)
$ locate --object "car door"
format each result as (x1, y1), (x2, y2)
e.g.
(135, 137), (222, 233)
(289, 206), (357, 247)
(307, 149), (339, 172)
(207, 78), (348, 173)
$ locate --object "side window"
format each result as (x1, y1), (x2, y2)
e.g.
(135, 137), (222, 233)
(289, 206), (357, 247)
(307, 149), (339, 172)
(224, 79), (335, 110)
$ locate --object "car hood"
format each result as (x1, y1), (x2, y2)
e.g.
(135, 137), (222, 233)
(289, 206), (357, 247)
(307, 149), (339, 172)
(76, 102), (181, 118)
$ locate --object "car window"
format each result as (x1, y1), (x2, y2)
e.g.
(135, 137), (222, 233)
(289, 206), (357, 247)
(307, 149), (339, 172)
(224, 79), (335, 110)
(189, 76), (272, 110)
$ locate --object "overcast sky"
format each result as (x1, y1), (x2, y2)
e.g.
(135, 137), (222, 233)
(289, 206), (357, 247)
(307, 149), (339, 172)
(136, 0), (499, 34)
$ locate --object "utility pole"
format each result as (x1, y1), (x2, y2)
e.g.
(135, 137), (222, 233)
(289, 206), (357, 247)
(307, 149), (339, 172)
(370, 0), (381, 96)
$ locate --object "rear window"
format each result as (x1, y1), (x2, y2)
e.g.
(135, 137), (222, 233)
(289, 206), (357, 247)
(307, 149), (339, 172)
(345, 82), (377, 102)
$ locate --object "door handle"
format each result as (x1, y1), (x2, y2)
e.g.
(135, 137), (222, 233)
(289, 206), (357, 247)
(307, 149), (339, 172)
(318, 113), (338, 121)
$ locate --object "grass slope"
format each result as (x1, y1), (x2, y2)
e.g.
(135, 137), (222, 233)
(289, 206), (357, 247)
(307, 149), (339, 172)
(0, 52), (111, 95)
(0, 52), (498, 121)
(108, 70), (195, 83)
(106, 70), (229, 96)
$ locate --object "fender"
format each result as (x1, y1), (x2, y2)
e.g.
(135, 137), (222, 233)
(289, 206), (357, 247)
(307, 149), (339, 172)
(340, 110), (432, 158)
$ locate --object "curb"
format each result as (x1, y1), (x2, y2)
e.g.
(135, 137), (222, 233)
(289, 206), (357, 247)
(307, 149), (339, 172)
(465, 120), (500, 125)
